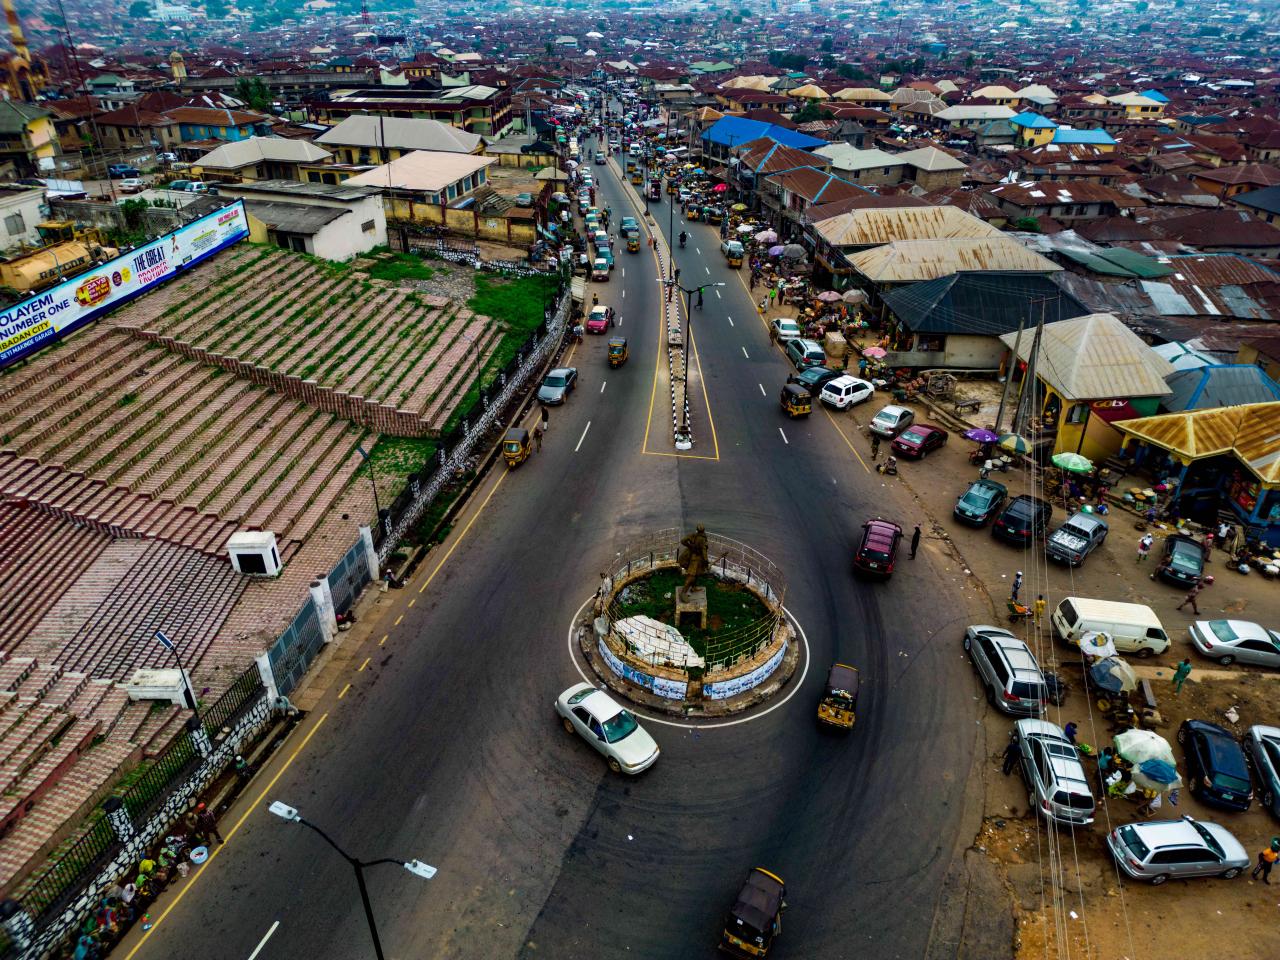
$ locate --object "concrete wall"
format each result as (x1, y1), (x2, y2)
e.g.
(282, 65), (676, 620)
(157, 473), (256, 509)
(385, 195), (537, 245)
(0, 189), (48, 252)
(313, 203), (387, 261)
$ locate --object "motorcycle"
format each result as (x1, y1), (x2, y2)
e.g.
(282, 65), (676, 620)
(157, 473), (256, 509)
(679, 232), (687, 248)
(979, 457), (1011, 480)
(875, 456), (898, 476)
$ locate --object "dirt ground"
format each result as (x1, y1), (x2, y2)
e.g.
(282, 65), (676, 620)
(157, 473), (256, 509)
(830, 389), (1280, 960)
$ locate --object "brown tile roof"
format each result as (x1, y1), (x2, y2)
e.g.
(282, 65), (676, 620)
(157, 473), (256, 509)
(1194, 162), (1280, 187)
(163, 107), (271, 126)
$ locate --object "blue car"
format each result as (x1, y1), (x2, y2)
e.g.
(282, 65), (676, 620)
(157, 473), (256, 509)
(954, 479), (1007, 526)
(1179, 719), (1254, 812)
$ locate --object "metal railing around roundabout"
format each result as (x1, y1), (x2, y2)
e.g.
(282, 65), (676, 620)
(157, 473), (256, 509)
(604, 529), (786, 673)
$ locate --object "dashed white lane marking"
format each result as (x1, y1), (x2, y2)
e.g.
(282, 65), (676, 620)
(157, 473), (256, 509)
(742, 346), (749, 359)
(600, 381), (607, 394)
(779, 428), (789, 445)
(704, 265), (711, 274)
(246, 922), (280, 960)
(575, 421), (592, 452)
(715, 288), (722, 299)
(758, 383), (766, 396)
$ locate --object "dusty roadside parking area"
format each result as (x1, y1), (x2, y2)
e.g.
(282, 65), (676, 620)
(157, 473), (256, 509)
(829, 389), (1280, 960)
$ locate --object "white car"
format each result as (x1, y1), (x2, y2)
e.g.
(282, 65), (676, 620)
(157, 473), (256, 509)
(555, 683), (659, 774)
(1189, 620), (1280, 667)
(770, 318), (802, 342)
(819, 375), (874, 410)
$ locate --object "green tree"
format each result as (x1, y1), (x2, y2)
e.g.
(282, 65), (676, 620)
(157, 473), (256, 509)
(820, 37), (833, 52)
(206, 0), (229, 16)
(1012, 217), (1041, 232)
(234, 76), (272, 111)
(793, 102), (833, 124)
(128, 0), (150, 16)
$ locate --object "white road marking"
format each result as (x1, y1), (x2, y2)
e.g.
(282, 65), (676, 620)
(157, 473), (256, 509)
(575, 421), (592, 452)
(621, 267), (626, 277)
(696, 247), (702, 255)
(600, 381), (607, 394)
(727, 316), (734, 327)
(247, 922), (280, 960)
(621, 289), (626, 298)
(715, 288), (722, 299)
(779, 428), (789, 445)
(741, 346), (749, 359)
(704, 265), (711, 274)
(758, 383), (766, 396)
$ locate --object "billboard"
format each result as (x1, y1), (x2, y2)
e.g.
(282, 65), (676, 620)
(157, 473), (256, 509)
(0, 200), (249, 368)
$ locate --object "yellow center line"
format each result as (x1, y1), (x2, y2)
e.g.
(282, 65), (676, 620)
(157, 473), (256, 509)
(822, 407), (872, 473)
(681, 296), (720, 461)
(337, 683), (351, 699)
(357, 657), (370, 672)
(122, 713), (331, 960)
(393, 614), (403, 626)
(378, 635), (386, 647)
(418, 469), (508, 594)
(408, 598), (416, 608)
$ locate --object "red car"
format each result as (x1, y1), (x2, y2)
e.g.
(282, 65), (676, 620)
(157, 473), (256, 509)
(853, 518), (902, 579)
(586, 305), (613, 334)
(891, 424), (948, 459)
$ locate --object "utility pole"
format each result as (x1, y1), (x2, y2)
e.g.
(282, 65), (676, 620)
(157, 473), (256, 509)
(994, 305), (1029, 434)
(1011, 298), (1050, 438)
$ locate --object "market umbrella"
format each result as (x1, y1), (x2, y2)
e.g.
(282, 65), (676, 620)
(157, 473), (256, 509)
(962, 428), (1001, 444)
(737, 224), (754, 233)
(862, 346), (887, 359)
(781, 243), (806, 259)
(1114, 729), (1177, 767)
(998, 433), (1031, 454)
(1133, 758), (1183, 792)
(816, 290), (842, 302)
(755, 229), (778, 243)
(731, 203), (748, 212)
(712, 183), (728, 193)
(551, 192), (569, 203)
(841, 289), (867, 304)
(1052, 452), (1094, 474)
(768, 245), (786, 256)
(1090, 656), (1137, 693)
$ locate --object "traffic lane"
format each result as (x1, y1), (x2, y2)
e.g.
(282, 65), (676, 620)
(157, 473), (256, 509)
(131, 398), (683, 960)
(127, 266), (672, 960)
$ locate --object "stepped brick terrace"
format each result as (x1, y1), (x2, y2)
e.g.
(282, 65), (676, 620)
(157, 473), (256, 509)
(0, 241), (500, 892)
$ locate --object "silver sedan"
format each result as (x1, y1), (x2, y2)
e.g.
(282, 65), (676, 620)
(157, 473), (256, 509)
(1188, 619), (1280, 667)
(555, 682), (659, 775)
(1246, 724), (1280, 818)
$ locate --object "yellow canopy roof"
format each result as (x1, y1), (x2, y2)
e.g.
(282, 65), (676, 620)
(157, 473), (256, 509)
(1114, 401), (1280, 485)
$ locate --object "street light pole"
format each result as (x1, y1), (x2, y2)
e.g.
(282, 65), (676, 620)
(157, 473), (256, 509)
(657, 279), (724, 442)
(152, 630), (197, 713)
(268, 802), (436, 960)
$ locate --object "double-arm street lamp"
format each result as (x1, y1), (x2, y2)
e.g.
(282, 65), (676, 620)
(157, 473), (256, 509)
(656, 279), (726, 443)
(268, 801), (437, 960)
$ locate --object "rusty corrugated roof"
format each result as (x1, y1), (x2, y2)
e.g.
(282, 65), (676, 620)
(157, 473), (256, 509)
(815, 205), (1002, 249)
(851, 237), (1060, 283)
(1115, 402), (1280, 484)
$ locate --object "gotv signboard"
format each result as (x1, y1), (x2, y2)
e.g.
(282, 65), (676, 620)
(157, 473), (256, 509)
(0, 200), (249, 368)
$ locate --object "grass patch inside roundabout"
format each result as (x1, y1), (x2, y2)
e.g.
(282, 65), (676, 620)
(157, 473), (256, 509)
(611, 569), (772, 659)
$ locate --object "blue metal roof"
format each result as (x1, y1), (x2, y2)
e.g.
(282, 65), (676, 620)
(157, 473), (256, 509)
(1139, 89), (1171, 104)
(1163, 364), (1280, 412)
(700, 116), (827, 150)
(1011, 111), (1058, 130)
(1052, 128), (1117, 145)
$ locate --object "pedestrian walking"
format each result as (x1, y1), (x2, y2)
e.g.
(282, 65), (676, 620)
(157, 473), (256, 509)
(1033, 594), (1047, 624)
(1172, 657), (1192, 694)
(1001, 737), (1022, 776)
(1175, 580), (1205, 614)
(1251, 839), (1280, 884)
(768, 287), (776, 307)
(1201, 532), (1214, 563)
(910, 525), (921, 559)
(1011, 570), (1023, 603)
(534, 420), (545, 452)
(870, 433), (881, 460)
(1136, 533), (1153, 562)
(758, 295), (767, 314)
(194, 803), (223, 845)
(1063, 721), (1078, 745)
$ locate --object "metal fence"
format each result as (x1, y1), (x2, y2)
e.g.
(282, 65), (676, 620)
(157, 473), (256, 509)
(372, 288), (571, 561)
(605, 529), (786, 672)
(266, 598), (326, 697)
(328, 539), (372, 616)
(15, 664), (265, 926)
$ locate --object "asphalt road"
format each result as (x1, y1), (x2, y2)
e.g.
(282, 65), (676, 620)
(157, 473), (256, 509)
(123, 143), (993, 960)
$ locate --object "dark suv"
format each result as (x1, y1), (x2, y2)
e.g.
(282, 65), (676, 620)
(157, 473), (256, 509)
(786, 365), (841, 397)
(853, 518), (902, 579)
(1178, 719), (1254, 812)
(992, 495), (1052, 546)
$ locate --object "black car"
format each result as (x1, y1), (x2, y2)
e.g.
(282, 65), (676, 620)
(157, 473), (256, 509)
(1156, 534), (1204, 586)
(786, 365), (841, 397)
(992, 495), (1052, 546)
(1178, 719), (1254, 812)
(954, 479), (1007, 526)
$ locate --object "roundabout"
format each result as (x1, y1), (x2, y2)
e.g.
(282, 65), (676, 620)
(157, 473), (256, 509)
(567, 526), (808, 726)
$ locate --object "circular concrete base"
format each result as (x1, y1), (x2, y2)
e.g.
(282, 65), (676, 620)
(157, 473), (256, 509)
(565, 595), (808, 726)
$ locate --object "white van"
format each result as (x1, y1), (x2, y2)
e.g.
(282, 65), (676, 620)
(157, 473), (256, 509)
(1050, 597), (1170, 658)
